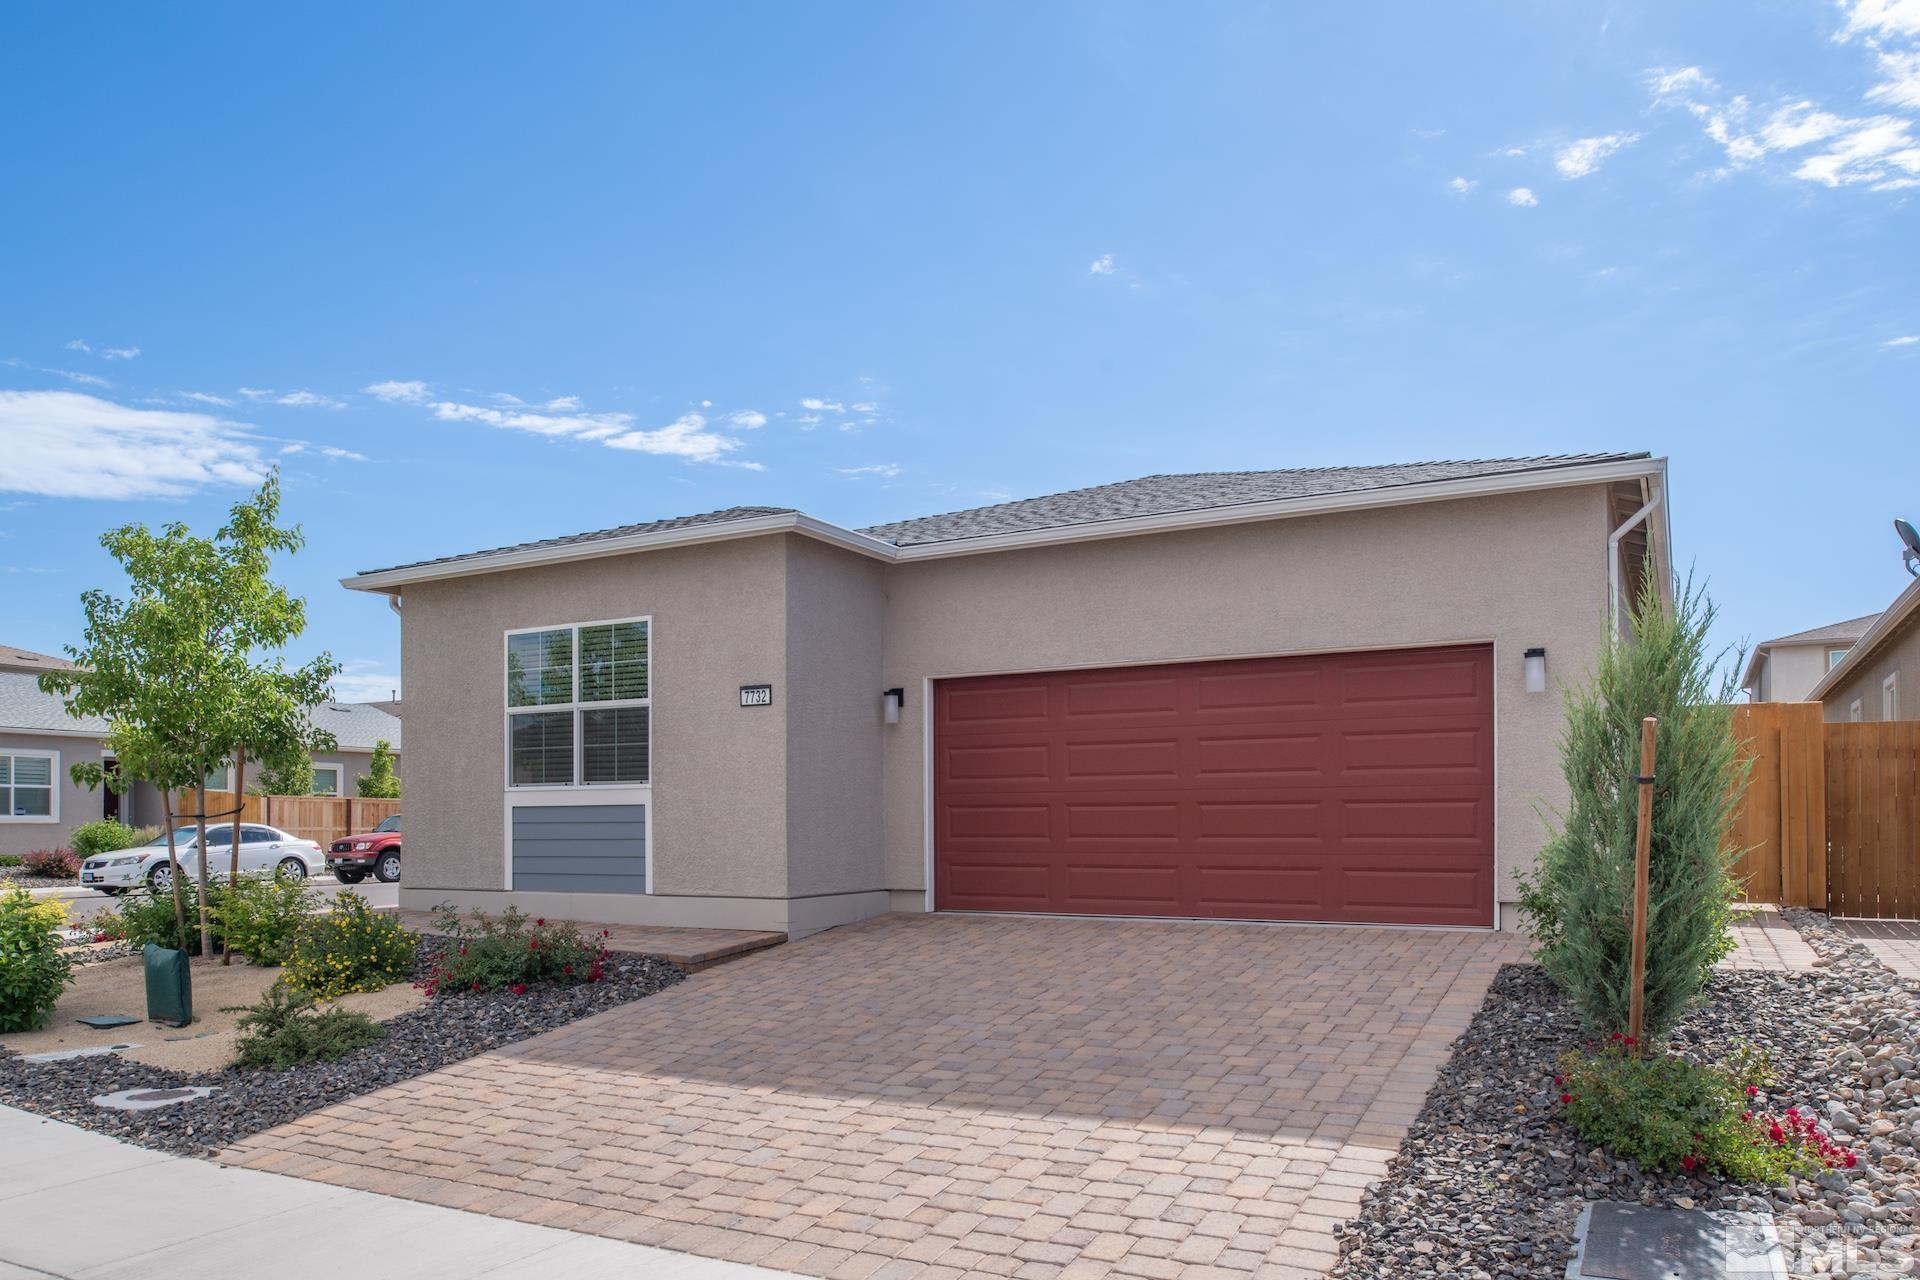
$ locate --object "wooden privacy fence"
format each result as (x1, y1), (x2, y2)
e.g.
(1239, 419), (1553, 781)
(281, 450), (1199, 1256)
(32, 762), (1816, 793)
(174, 789), (399, 848)
(1730, 704), (1920, 919)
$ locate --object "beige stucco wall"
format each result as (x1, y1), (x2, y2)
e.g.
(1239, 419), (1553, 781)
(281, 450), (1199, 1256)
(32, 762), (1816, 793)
(877, 484), (1615, 909)
(1754, 644), (1833, 704)
(0, 732), (107, 857)
(1823, 610), (1919, 721)
(399, 535), (791, 898)
(784, 537), (887, 898)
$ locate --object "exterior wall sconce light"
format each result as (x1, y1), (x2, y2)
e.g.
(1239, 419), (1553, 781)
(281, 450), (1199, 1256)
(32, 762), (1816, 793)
(882, 687), (905, 724)
(1523, 647), (1548, 694)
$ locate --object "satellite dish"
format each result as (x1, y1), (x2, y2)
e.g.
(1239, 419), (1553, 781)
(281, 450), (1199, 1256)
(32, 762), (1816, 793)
(1899, 518), (1920, 577)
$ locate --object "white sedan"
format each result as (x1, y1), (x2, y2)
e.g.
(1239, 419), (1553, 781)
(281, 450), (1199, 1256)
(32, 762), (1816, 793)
(78, 823), (326, 894)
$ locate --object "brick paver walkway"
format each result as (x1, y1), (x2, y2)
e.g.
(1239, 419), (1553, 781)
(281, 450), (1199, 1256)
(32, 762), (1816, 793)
(1839, 918), (1920, 980)
(221, 913), (1523, 1280)
(1721, 905), (1821, 972)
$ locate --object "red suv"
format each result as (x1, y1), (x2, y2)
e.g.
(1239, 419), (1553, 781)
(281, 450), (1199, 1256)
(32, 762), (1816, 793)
(328, 814), (401, 884)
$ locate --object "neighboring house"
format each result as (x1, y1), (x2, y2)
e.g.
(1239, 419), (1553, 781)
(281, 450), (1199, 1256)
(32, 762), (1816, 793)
(345, 452), (1671, 937)
(0, 643), (402, 854)
(1739, 614), (1880, 703)
(1810, 575), (1920, 722)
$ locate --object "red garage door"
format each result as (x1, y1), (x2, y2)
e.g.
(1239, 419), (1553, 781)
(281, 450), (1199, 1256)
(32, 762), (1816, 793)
(934, 645), (1494, 927)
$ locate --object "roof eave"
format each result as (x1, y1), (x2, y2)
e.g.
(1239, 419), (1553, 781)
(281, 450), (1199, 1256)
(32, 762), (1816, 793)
(1806, 574), (1920, 703)
(342, 512), (901, 593)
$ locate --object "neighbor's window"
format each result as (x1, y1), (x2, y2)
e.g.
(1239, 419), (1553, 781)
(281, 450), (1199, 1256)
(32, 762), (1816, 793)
(203, 761), (233, 791)
(506, 618), (650, 787)
(311, 764), (343, 796)
(0, 751), (56, 821)
(1851, 699), (1865, 723)
(1828, 648), (1849, 671)
(1885, 673), (1900, 722)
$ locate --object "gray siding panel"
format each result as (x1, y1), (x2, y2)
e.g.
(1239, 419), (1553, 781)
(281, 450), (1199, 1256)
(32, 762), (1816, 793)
(511, 803), (646, 893)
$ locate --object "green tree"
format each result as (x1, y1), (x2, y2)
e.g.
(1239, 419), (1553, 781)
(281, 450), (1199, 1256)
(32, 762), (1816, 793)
(40, 473), (340, 956)
(1517, 572), (1749, 1045)
(253, 749), (321, 796)
(356, 740), (401, 799)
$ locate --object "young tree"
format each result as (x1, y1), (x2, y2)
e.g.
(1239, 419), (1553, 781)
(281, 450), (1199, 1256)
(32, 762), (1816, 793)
(356, 740), (401, 799)
(253, 749), (322, 797)
(40, 473), (340, 958)
(1517, 572), (1749, 1044)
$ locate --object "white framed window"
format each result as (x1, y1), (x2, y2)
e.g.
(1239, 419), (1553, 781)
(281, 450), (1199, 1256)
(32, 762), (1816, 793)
(311, 763), (343, 796)
(1885, 673), (1900, 722)
(1851, 698), (1864, 722)
(0, 749), (59, 822)
(504, 617), (650, 788)
(1828, 648), (1850, 671)
(203, 761), (233, 791)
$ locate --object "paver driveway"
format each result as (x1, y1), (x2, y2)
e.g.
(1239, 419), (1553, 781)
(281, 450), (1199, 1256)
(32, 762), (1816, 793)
(222, 914), (1523, 1280)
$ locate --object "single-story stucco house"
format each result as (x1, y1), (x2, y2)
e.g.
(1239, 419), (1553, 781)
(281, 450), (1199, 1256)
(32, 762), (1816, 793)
(0, 644), (402, 856)
(344, 453), (1670, 937)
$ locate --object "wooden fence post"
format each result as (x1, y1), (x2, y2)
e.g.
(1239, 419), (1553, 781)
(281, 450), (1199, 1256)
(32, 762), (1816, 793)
(1628, 716), (1658, 1050)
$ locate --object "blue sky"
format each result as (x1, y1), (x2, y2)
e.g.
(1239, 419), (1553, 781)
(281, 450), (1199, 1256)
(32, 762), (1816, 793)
(3, 1), (1917, 699)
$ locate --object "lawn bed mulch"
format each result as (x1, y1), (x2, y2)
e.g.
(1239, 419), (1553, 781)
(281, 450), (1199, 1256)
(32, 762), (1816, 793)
(0, 936), (684, 1157)
(1330, 928), (1920, 1280)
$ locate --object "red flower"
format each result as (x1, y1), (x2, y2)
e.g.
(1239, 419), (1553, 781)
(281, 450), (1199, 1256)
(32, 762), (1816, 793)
(529, 939), (539, 951)
(1622, 1036), (1637, 1048)
(1559, 1093), (1572, 1105)
(1746, 1085), (1758, 1098)
(535, 918), (546, 926)
(1741, 1111), (1753, 1122)
(509, 982), (528, 995)
(1553, 1075), (1564, 1086)
(1769, 1124), (1785, 1144)
(1844, 1152), (1858, 1169)
(1680, 1155), (1698, 1171)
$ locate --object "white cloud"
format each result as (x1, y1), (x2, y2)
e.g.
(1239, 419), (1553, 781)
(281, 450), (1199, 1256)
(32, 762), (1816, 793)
(181, 391), (232, 406)
(49, 369), (110, 387)
(1649, 58), (1920, 190)
(1555, 133), (1640, 178)
(1088, 253), (1116, 276)
(728, 409), (768, 429)
(275, 390), (345, 409)
(427, 399), (757, 467)
(542, 395), (581, 412)
(1507, 187), (1539, 206)
(329, 660), (402, 703)
(0, 390), (267, 499)
(800, 397), (845, 413)
(850, 402), (879, 413)
(279, 442), (369, 462)
(795, 414), (823, 427)
(838, 463), (902, 479)
(1886, 334), (1920, 346)
(365, 379), (431, 404)
(1839, 0), (1920, 41)
(1868, 50), (1920, 108)
(236, 387), (274, 401)
(490, 392), (526, 406)
(1447, 177), (1477, 195)
(64, 339), (91, 353)
(101, 346), (140, 360)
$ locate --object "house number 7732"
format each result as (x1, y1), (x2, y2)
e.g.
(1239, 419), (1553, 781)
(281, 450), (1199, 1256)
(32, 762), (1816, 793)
(739, 683), (773, 707)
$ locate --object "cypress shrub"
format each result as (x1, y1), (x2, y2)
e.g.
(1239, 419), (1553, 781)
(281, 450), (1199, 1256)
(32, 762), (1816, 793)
(1517, 573), (1748, 1044)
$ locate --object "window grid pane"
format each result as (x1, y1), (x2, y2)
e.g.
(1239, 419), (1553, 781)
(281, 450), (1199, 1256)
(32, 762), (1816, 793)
(507, 629), (575, 707)
(579, 621), (648, 703)
(510, 712), (574, 786)
(581, 706), (650, 784)
(12, 755), (49, 786)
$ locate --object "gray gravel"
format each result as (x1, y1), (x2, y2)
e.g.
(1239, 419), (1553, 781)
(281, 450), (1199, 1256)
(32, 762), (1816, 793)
(1331, 915), (1920, 1280)
(0, 937), (684, 1157)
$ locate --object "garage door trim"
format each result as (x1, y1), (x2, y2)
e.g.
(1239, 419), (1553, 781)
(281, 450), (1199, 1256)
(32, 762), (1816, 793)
(921, 639), (1499, 929)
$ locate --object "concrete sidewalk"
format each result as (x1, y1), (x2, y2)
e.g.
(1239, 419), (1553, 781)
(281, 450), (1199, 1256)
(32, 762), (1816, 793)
(0, 1105), (799, 1280)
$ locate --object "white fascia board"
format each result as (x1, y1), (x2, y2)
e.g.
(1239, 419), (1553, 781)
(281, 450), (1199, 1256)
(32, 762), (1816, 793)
(342, 512), (900, 593)
(0, 724), (109, 740)
(1806, 574), (1920, 703)
(888, 456), (1667, 561)
(342, 456), (1664, 591)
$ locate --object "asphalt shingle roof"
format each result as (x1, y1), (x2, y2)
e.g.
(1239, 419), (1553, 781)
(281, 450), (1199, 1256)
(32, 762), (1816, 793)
(0, 671), (110, 735)
(360, 506), (796, 577)
(309, 701), (403, 753)
(857, 454), (1650, 547)
(1755, 613), (1882, 649)
(0, 644), (77, 675)
(355, 454), (1650, 576)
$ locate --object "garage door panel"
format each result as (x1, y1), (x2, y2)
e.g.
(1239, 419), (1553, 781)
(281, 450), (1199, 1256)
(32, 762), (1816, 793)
(935, 645), (1493, 926)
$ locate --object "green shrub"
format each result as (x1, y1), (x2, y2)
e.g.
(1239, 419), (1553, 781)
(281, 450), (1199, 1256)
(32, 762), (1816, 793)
(69, 820), (148, 858)
(0, 885), (74, 1032)
(284, 893), (417, 998)
(228, 983), (384, 1069)
(98, 880), (215, 954)
(422, 902), (605, 996)
(1556, 1040), (1855, 1182)
(210, 875), (318, 966)
(0, 854), (23, 868)
(356, 740), (401, 798)
(21, 847), (78, 878)
(1517, 574), (1747, 1043)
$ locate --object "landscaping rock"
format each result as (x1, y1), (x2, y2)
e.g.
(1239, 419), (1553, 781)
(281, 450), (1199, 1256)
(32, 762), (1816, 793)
(1329, 911), (1920, 1280)
(0, 936), (684, 1156)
